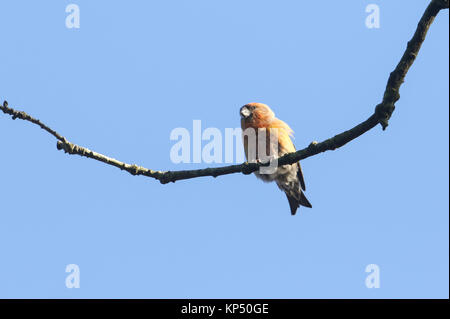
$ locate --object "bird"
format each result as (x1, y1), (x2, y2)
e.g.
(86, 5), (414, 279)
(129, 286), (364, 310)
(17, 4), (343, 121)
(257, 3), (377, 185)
(240, 102), (312, 215)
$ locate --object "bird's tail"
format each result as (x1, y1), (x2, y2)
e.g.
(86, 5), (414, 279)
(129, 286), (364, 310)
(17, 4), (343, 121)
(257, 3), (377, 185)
(286, 191), (312, 215)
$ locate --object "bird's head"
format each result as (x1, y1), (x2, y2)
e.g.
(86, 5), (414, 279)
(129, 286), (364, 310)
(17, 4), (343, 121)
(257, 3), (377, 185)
(240, 102), (275, 128)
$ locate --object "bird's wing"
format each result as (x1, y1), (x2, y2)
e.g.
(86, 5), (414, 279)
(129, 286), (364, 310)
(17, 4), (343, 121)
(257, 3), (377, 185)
(297, 162), (306, 191)
(271, 118), (306, 191)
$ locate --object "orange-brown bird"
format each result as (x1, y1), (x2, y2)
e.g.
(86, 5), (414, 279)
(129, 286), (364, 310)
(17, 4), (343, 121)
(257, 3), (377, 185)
(240, 102), (312, 215)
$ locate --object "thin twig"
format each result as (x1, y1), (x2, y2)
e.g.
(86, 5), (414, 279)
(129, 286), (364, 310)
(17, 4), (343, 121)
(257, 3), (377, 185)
(1, 0), (448, 184)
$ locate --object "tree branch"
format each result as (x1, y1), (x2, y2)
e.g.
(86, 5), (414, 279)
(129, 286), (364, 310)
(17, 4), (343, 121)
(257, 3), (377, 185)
(1, 0), (448, 184)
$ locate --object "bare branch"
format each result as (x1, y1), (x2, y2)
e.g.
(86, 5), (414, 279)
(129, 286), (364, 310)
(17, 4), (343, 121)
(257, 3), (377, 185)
(1, 1), (448, 184)
(375, 0), (449, 129)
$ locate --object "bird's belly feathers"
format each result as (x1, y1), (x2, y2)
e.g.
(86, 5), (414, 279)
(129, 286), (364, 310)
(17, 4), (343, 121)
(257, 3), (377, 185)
(254, 164), (293, 182)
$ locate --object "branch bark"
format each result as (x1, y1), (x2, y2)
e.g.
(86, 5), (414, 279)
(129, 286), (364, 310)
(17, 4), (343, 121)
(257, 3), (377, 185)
(1, 0), (448, 184)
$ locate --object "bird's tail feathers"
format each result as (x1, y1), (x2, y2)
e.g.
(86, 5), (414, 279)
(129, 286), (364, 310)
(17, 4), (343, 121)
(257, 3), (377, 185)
(300, 192), (312, 209)
(286, 191), (312, 215)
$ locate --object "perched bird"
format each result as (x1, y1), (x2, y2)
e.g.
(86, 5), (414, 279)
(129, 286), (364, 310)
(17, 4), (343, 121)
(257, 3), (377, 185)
(240, 102), (312, 215)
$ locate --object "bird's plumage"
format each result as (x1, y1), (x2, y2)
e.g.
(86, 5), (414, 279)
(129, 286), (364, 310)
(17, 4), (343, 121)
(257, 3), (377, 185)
(240, 102), (312, 215)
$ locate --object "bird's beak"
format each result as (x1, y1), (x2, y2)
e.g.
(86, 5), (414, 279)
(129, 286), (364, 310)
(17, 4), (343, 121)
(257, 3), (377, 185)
(240, 107), (251, 119)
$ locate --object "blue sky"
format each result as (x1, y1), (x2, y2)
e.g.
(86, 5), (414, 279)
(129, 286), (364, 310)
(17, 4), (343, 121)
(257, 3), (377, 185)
(0, 1), (448, 298)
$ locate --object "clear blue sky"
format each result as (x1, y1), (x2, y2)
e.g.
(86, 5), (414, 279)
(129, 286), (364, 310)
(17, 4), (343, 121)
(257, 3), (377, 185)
(0, 1), (448, 298)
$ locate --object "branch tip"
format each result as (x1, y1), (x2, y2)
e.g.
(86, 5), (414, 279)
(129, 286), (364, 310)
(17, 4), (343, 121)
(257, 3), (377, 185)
(432, 0), (449, 9)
